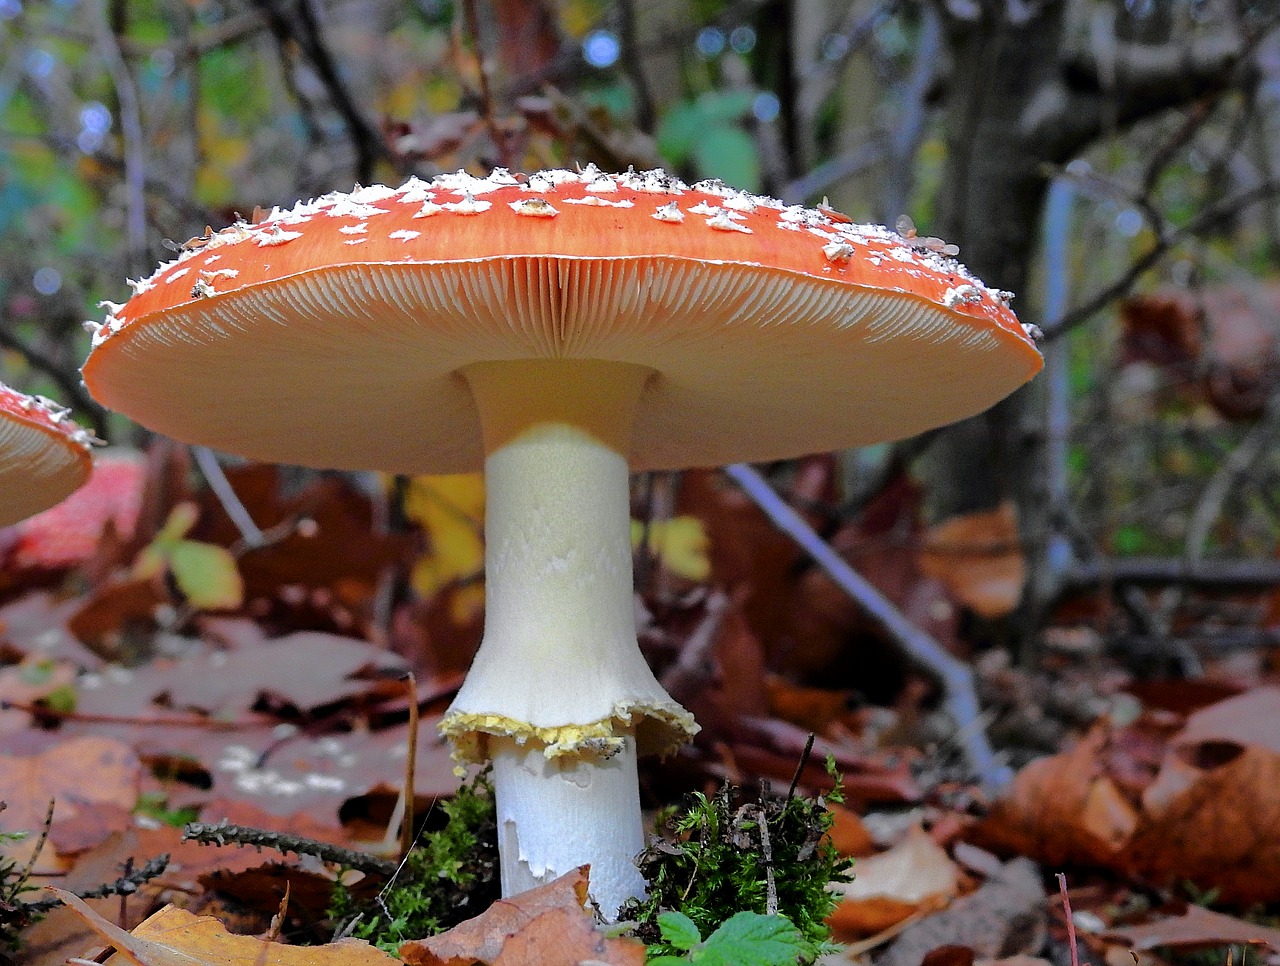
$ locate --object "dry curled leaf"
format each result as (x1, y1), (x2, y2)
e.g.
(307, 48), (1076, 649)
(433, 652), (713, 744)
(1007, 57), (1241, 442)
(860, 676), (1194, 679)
(1125, 741), (1280, 903)
(919, 502), (1025, 619)
(828, 825), (960, 939)
(53, 889), (399, 965)
(973, 724), (1137, 869)
(0, 736), (139, 873)
(1104, 903), (1280, 951)
(399, 866), (644, 966)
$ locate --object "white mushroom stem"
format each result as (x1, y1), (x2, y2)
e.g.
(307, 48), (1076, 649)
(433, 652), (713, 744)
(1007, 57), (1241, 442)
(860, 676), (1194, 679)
(490, 733), (645, 912)
(441, 360), (696, 918)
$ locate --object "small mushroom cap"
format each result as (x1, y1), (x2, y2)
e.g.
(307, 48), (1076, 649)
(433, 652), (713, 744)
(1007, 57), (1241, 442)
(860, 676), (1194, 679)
(0, 384), (95, 528)
(7, 451), (143, 570)
(83, 169), (1042, 472)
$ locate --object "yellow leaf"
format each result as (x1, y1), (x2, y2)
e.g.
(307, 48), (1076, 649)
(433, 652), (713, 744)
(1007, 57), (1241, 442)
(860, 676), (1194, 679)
(168, 540), (244, 610)
(156, 502), (200, 545)
(631, 516), (712, 582)
(405, 473), (486, 599)
(52, 889), (398, 966)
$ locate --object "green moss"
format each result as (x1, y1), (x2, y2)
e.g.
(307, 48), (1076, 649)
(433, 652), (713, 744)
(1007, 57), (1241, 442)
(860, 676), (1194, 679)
(0, 826), (39, 951)
(620, 758), (853, 964)
(328, 769), (500, 953)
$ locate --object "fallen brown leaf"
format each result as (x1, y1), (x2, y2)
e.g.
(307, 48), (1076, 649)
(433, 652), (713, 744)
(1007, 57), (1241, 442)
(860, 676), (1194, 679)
(765, 675), (855, 735)
(0, 735), (139, 873)
(52, 888), (397, 966)
(1104, 903), (1280, 951)
(1125, 741), (1280, 903)
(825, 801), (877, 858)
(918, 502), (1025, 619)
(828, 825), (960, 939)
(399, 867), (643, 966)
(972, 725), (1136, 868)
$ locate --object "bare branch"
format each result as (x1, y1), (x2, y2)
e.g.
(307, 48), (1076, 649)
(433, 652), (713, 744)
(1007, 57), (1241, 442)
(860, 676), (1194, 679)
(192, 446), (265, 548)
(94, 0), (149, 275)
(616, 0), (656, 134)
(1037, 11), (1280, 163)
(248, 0), (396, 184)
(461, 0), (514, 169)
(1042, 177), (1280, 341)
(724, 462), (1010, 791)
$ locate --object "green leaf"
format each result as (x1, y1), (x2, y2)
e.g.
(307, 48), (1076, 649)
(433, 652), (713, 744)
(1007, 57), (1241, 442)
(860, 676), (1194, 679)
(656, 100), (705, 163)
(155, 502), (200, 546)
(132, 544), (167, 581)
(168, 540), (244, 610)
(692, 124), (760, 192)
(658, 911), (703, 951)
(43, 685), (77, 715)
(647, 957), (689, 966)
(695, 89), (755, 125)
(695, 912), (808, 966)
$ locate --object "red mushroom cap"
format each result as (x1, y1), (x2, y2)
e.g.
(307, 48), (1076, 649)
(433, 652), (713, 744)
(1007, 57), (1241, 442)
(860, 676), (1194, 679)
(0, 383), (95, 528)
(83, 168), (1042, 472)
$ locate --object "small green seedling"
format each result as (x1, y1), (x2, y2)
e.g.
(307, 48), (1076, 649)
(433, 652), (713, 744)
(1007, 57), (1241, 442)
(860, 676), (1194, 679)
(133, 502), (243, 610)
(647, 910), (817, 966)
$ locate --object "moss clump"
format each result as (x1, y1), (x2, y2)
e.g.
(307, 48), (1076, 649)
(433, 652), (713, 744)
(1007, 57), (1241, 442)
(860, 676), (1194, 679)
(620, 760), (853, 963)
(329, 769), (500, 952)
(0, 828), (38, 952)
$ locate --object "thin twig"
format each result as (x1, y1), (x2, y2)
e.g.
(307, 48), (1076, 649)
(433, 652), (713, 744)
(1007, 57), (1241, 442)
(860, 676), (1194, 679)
(785, 733), (816, 802)
(248, 0), (393, 183)
(724, 462), (1010, 790)
(401, 672), (419, 862)
(45, 11), (267, 58)
(1057, 873), (1080, 966)
(27, 853), (170, 914)
(461, 0), (513, 169)
(757, 804), (777, 916)
(94, 0), (149, 275)
(1185, 392), (1280, 562)
(118, 856), (132, 928)
(1044, 177), (1280, 341)
(192, 446), (265, 547)
(183, 820), (398, 877)
(15, 800), (56, 889)
(1062, 555), (1280, 590)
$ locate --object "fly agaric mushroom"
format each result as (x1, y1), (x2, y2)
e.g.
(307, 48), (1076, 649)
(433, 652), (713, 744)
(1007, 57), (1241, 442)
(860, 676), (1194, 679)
(0, 383), (95, 529)
(82, 167), (1042, 915)
(7, 451), (142, 571)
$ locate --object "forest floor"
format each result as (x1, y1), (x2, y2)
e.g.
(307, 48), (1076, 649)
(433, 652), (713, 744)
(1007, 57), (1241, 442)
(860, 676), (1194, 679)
(3, 450), (1279, 966)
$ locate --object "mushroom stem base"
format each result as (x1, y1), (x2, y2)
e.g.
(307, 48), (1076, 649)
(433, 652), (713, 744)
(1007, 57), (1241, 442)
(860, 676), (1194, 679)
(491, 732), (646, 919)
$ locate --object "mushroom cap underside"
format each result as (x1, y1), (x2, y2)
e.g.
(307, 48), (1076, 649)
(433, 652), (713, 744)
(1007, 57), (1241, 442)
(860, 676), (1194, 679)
(83, 172), (1043, 472)
(0, 385), (94, 528)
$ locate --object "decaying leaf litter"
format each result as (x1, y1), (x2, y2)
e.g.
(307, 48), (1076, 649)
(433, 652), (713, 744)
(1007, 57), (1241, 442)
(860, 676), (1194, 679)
(2, 430), (1280, 966)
